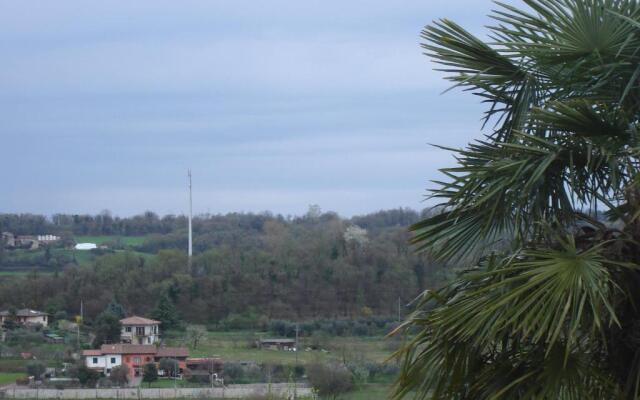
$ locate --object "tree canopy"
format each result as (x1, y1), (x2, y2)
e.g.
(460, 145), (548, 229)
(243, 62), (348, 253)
(395, 1), (640, 399)
(142, 363), (158, 387)
(91, 309), (122, 347)
(0, 208), (447, 323)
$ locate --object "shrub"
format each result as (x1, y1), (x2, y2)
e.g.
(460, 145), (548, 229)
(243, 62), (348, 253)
(15, 376), (29, 386)
(293, 364), (305, 379)
(159, 358), (178, 377)
(306, 362), (354, 399)
(70, 362), (100, 387)
(222, 362), (244, 383)
(54, 311), (68, 322)
(352, 322), (369, 336)
(109, 364), (129, 386)
(26, 360), (46, 379)
(220, 312), (259, 330)
(142, 363), (158, 387)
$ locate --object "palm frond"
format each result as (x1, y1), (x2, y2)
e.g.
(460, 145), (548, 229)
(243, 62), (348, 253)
(394, 240), (632, 399)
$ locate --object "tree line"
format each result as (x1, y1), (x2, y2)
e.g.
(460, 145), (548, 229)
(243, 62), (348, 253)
(0, 208), (449, 324)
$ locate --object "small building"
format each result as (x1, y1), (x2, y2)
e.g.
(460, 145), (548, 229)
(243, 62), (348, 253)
(36, 235), (60, 243)
(1, 232), (15, 248)
(44, 333), (64, 343)
(2, 233), (59, 250)
(258, 338), (297, 351)
(15, 236), (38, 250)
(0, 309), (49, 327)
(82, 349), (113, 374)
(120, 316), (161, 345)
(74, 243), (97, 251)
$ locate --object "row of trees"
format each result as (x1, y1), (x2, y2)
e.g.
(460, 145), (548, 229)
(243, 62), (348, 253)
(0, 209), (448, 323)
(0, 207), (430, 238)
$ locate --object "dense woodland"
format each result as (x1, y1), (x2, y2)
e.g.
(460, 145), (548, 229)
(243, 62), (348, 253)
(0, 208), (449, 324)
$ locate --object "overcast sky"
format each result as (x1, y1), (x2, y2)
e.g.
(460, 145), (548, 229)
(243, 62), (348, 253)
(1, 0), (516, 217)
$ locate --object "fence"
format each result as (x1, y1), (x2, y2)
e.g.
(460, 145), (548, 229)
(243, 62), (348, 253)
(0, 383), (312, 399)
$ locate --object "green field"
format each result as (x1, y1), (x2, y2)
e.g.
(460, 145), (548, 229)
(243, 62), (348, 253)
(0, 269), (53, 276)
(165, 330), (396, 366)
(147, 379), (208, 388)
(0, 245), (155, 274)
(0, 372), (26, 385)
(75, 236), (146, 247)
(341, 384), (393, 400)
(161, 328), (398, 398)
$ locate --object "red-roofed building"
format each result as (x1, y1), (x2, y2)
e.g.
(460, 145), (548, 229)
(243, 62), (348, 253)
(82, 344), (189, 379)
(120, 316), (160, 345)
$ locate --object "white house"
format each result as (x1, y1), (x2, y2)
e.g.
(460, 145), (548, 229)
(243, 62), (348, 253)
(120, 316), (161, 345)
(83, 349), (122, 375)
(0, 309), (49, 327)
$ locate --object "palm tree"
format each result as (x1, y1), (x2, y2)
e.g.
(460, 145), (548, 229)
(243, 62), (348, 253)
(394, 1), (640, 399)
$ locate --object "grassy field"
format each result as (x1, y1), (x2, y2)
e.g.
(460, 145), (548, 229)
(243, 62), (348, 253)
(165, 330), (396, 366)
(341, 384), (393, 400)
(0, 372), (26, 385)
(162, 328), (399, 398)
(0, 247), (154, 275)
(75, 235), (146, 247)
(147, 379), (209, 388)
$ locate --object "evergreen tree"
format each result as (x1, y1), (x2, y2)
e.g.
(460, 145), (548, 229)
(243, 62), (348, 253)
(142, 363), (158, 387)
(105, 301), (126, 319)
(91, 311), (121, 347)
(151, 294), (179, 330)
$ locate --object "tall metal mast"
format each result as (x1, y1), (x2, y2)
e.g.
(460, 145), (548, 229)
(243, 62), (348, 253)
(188, 169), (193, 259)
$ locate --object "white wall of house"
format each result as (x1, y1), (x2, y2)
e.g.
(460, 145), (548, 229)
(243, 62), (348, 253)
(24, 315), (48, 327)
(85, 354), (122, 374)
(0, 315), (48, 327)
(121, 325), (159, 344)
(86, 355), (107, 370)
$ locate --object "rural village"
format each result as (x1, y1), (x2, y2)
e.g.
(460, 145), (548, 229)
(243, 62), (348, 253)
(0, 306), (321, 398)
(3, 0), (637, 398)
(0, 211), (408, 399)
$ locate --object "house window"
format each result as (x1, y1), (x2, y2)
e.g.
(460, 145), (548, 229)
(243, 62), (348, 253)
(125, 357), (130, 363)
(110, 357), (116, 364)
(133, 357), (141, 364)
(153, 326), (157, 334)
(92, 358), (98, 364)
(136, 327), (145, 336)
(147, 337), (151, 344)
(125, 327), (132, 333)
(145, 357), (151, 362)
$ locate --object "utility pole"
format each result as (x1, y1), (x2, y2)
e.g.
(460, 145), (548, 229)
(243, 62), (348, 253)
(188, 169), (193, 259)
(77, 299), (83, 347)
(210, 358), (214, 389)
(295, 323), (299, 365)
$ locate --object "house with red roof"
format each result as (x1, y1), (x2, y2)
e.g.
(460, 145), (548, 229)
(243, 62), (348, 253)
(120, 316), (160, 345)
(82, 344), (189, 379)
